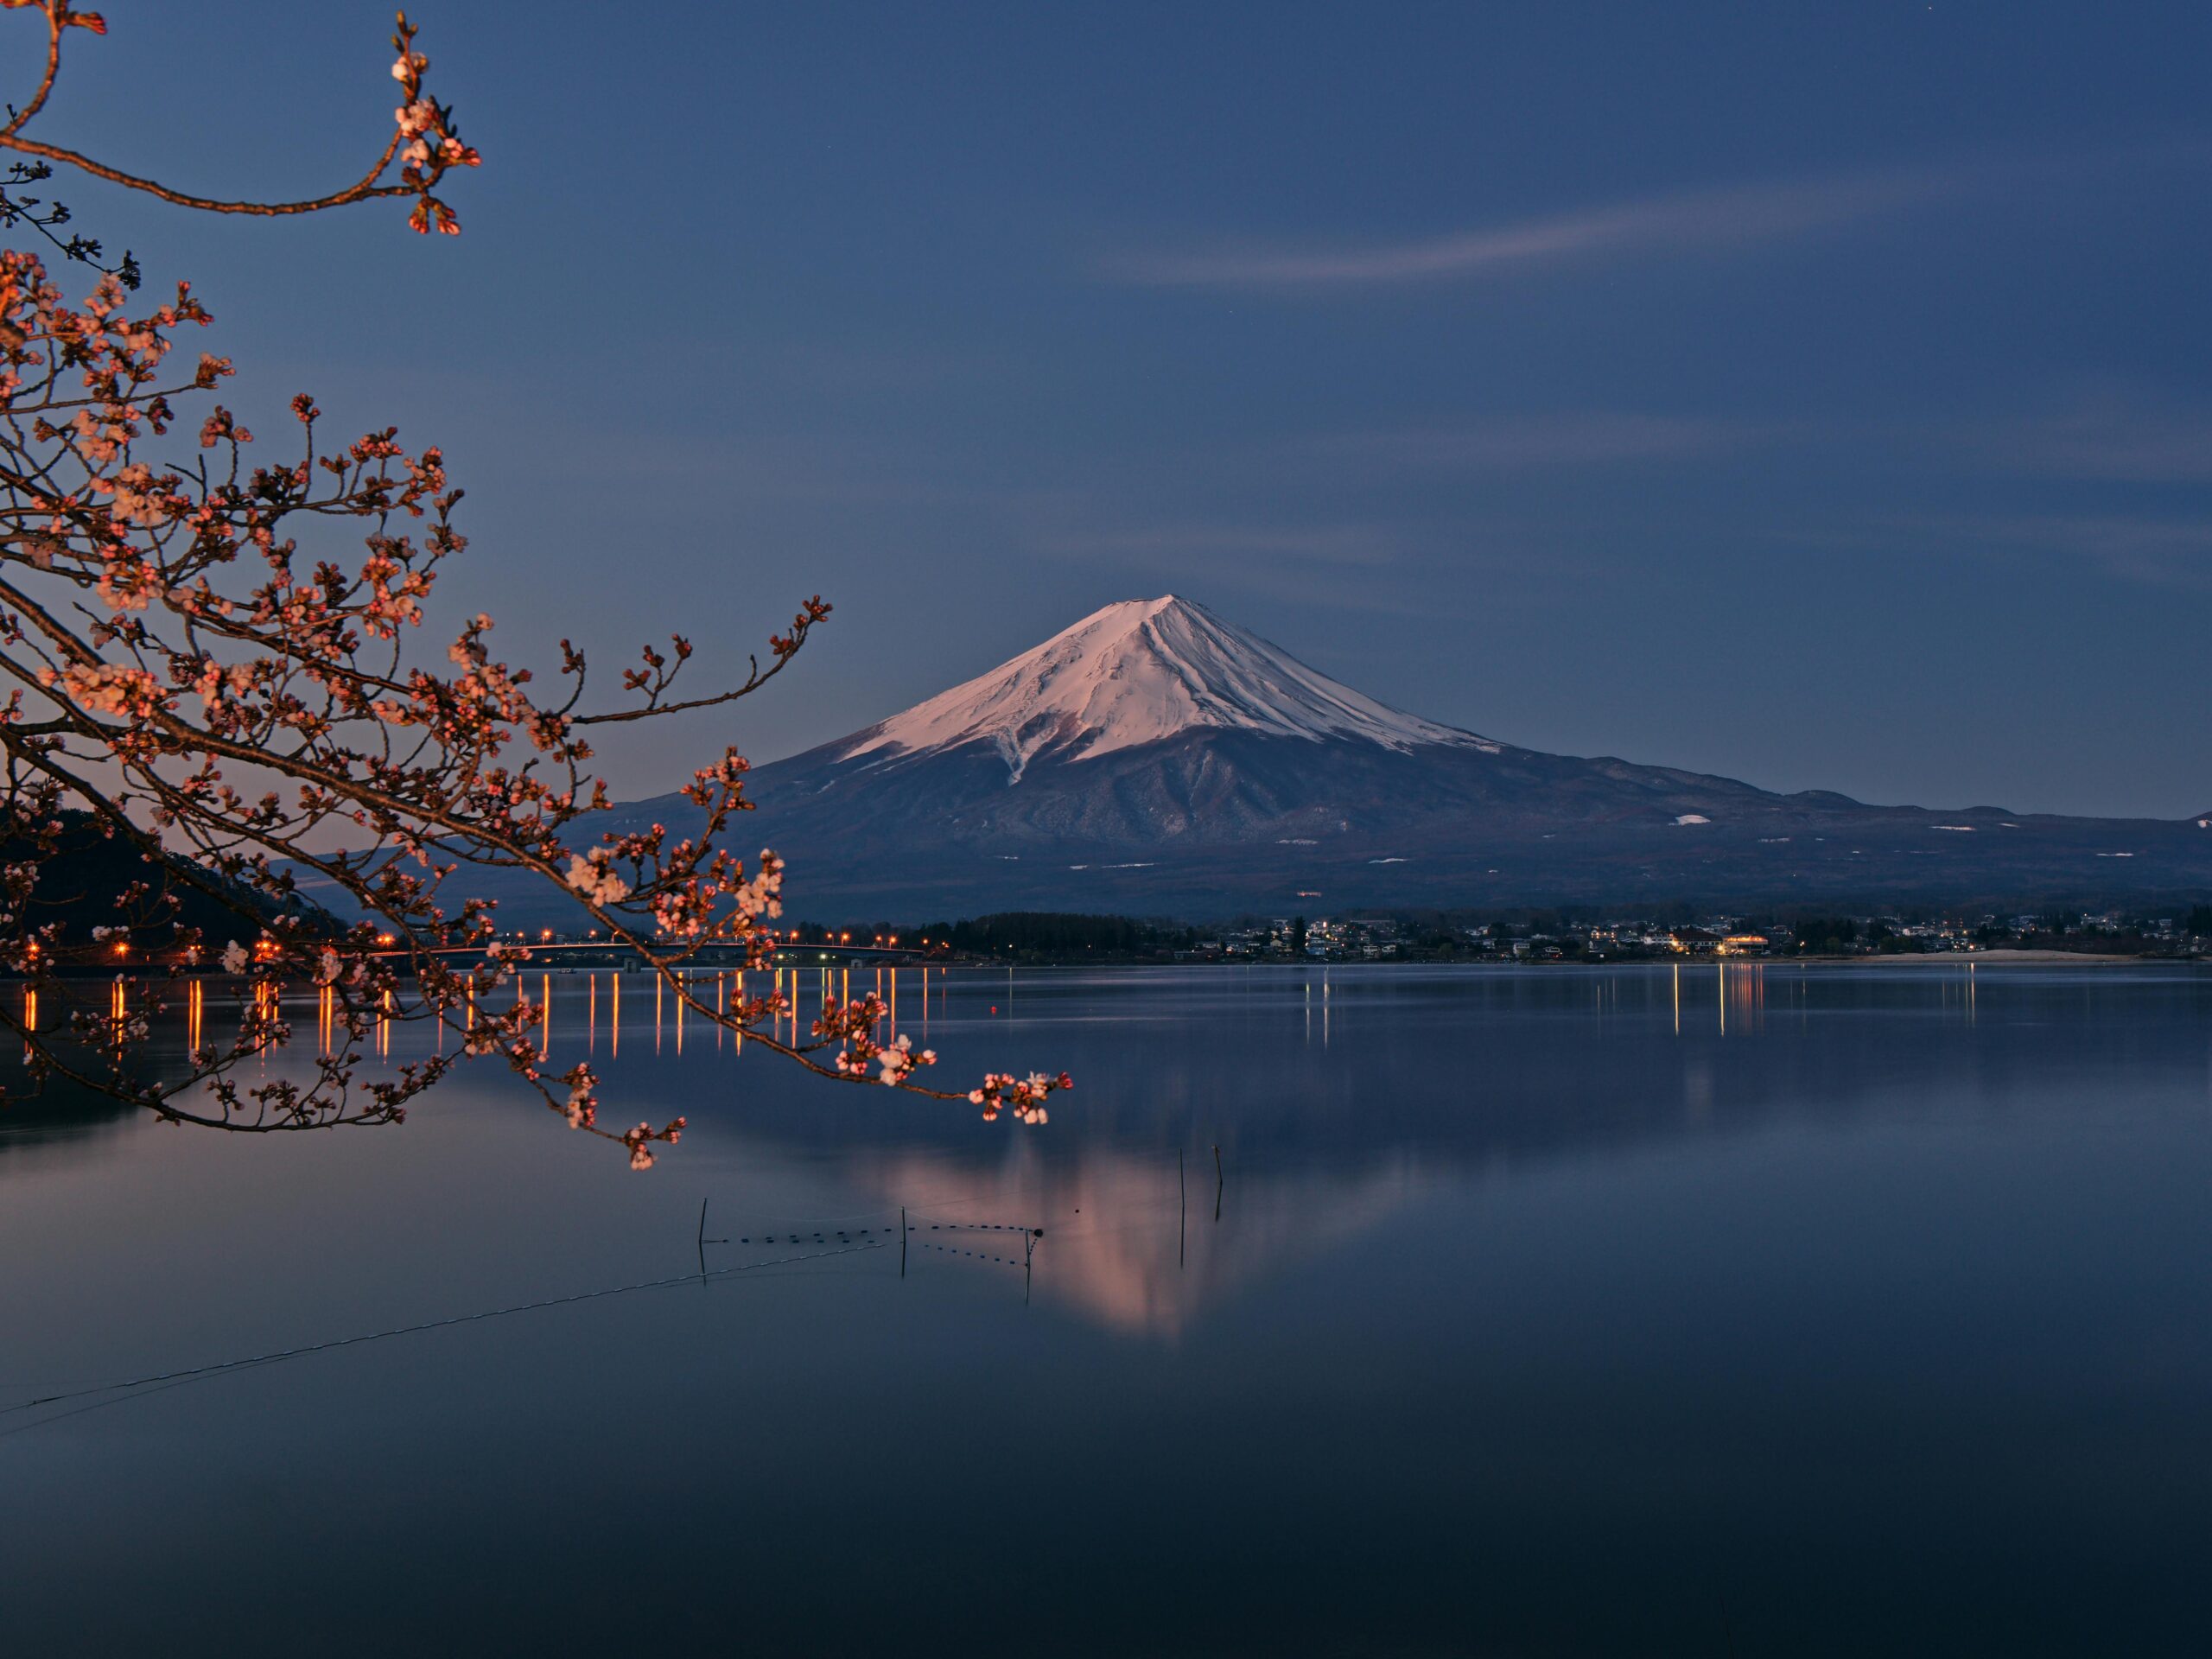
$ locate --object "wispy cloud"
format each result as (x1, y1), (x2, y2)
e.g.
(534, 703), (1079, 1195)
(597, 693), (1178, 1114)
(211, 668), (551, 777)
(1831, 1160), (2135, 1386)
(1042, 523), (1405, 568)
(1103, 169), (1953, 290)
(1024, 516), (1601, 620)
(1894, 512), (2212, 589)
(1099, 145), (2197, 293)
(1312, 413), (1776, 469)
(1961, 398), (2212, 484)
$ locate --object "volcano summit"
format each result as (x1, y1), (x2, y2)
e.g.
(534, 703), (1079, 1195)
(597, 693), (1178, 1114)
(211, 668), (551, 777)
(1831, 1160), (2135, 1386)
(842, 594), (1497, 782)
(576, 595), (2211, 918)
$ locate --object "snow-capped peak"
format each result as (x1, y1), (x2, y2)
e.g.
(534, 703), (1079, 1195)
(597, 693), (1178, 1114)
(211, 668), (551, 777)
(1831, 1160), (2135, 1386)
(841, 595), (1499, 782)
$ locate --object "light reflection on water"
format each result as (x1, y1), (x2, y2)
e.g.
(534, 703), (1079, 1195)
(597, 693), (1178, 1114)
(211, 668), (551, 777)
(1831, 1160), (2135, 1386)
(2, 963), (2209, 1656)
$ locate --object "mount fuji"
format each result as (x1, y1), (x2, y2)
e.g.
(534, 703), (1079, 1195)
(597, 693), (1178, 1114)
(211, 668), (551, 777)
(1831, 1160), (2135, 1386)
(563, 595), (2211, 919)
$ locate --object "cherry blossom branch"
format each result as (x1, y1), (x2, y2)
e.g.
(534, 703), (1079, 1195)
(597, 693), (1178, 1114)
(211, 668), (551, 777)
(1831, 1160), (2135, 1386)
(0, 0), (79, 142)
(0, 10), (1074, 1163)
(0, 7), (480, 235)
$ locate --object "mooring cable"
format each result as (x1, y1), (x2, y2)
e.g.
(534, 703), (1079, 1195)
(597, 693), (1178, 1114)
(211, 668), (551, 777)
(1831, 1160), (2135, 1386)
(1, 1241), (885, 1421)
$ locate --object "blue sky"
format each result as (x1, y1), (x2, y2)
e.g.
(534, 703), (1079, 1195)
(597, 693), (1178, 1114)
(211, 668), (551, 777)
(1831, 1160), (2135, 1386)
(30, 2), (2212, 814)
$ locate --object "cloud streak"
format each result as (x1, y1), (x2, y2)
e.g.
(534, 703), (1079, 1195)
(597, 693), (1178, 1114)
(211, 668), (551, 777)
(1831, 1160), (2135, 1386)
(1961, 400), (2212, 484)
(1892, 512), (2212, 590)
(1103, 170), (1954, 290)
(1312, 413), (1776, 469)
(1100, 146), (2195, 293)
(1042, 523), (1403, 568)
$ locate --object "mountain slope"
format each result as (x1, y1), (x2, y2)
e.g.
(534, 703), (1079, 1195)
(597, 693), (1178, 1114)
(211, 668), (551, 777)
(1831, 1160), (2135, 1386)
(841, 595), (1497, 781)
(524, 595), (2212, 919)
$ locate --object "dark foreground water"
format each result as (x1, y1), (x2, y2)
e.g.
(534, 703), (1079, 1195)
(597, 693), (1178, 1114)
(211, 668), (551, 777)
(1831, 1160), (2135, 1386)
(3, 963), (2209, 1656)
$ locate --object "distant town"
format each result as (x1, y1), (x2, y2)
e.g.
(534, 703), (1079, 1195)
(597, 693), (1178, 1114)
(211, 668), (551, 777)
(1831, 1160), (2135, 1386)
(745, 906), (2212, 965)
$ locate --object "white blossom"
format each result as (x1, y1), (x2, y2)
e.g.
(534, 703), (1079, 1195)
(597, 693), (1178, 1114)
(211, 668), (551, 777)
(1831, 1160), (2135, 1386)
(564, 849), (630, 906)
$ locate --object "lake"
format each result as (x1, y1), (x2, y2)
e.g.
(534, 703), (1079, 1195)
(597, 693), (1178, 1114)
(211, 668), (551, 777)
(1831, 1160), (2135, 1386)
(3, 963), (2208, 1656)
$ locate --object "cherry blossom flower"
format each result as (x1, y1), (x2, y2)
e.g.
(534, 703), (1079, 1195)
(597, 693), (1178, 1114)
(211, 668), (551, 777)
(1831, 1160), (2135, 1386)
(565, 849), (631, 907)
(0, 5), (1068, 1162)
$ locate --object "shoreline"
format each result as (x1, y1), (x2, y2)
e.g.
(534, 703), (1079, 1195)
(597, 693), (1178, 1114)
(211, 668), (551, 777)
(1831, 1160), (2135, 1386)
(938, 949), (2190, 969)
(1796, 948), (2152, 965)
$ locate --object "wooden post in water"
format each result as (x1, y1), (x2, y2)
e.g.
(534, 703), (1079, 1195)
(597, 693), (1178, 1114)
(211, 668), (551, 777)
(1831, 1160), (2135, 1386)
(695, 1198), (726, 1277)
(900, 1206), (907, 1278)
(1213, 1143), (1224, 1223)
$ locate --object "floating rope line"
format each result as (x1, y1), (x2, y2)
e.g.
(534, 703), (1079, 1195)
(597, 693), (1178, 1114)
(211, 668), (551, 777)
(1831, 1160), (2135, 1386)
(722, 1202), (909, 1229)
(730, 1220), (1041, 1246)
(910, 1241), (1028, 1268)
(2, 1241), (885, 1421)
(701, 1186), (1007, 1232)
(906, 1221), (1043, 1236)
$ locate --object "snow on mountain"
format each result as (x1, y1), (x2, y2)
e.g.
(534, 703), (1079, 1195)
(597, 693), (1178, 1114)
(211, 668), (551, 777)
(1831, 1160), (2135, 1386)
(429, 594), (2212, 923)
(840, 594), (1499, 782)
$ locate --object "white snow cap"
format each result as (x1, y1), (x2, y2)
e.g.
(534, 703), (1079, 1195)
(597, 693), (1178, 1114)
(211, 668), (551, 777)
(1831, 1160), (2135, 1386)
(843, 595), (1499, 781)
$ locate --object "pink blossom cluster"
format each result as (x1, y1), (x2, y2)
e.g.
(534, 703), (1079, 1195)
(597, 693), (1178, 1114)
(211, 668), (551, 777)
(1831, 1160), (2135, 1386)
(620, 1116), (684, 1172)
(562, 1064), (598, 1129)
(0, 9), (1071, 1157)
(968, 1071), (1073, 1124)
(564, 848), (631, 907)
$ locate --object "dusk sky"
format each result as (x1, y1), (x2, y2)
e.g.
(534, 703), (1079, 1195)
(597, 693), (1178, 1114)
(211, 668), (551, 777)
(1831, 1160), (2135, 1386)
(41, 2), (2212, 816)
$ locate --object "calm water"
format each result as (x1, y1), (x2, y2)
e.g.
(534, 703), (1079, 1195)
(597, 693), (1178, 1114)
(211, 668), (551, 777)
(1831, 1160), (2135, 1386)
(3, 963), (2209, 1656)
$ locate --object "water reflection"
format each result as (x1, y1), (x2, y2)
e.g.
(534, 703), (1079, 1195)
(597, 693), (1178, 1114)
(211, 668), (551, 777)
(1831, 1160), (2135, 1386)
(7, 961), (2210, 1332)
(56, 958), (2162, 1348)
(425, 964), (964, 1065)
(4, 964), (2210, 1655)
(836, 1140), (1431, 1338)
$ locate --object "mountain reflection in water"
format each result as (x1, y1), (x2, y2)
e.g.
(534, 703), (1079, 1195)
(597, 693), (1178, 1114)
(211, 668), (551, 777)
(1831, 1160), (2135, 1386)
(3, 963), (2209, 1657)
